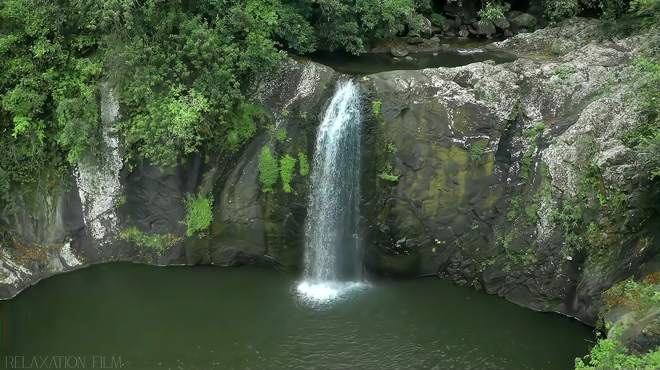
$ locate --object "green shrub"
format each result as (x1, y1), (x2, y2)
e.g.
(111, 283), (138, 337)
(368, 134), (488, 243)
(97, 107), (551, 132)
(469, 141), (487, 161)
(525, 122), (546, 138)
(226, 103), (264, 153)
(575, 326), (660, 370)
(122, 87), (210, 167)
(378, 164), (399, 182)
(630, 0), (660, 27)
(298, 152), (310, 176)
(276, 128), (287, 142)
(258, 146), (279, 192)
(119, 227), (179, 252)
(552, 66), (577, 81)
(185, 194), (214, 236)
(478, 2), (510, 23)
(623, 58), (660, 180)
(544, 0), (580, 22)
(378, 172), (400, 182)
(600, 0), (630, 18)
(387, 142), (398, 154)
(372, 99), (382, 117)
(430, 13), (445, 27)
(279, 154), (297, 193)
(602, 277), (660, 312)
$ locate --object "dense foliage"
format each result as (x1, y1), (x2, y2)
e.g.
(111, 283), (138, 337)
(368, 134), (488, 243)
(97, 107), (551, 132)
(0, 0), (426, 203)
(575, 326), (660, 370)
(575, 275), (660, 369)
(2, 0), (657, 199)
(478, 2), (510, 23)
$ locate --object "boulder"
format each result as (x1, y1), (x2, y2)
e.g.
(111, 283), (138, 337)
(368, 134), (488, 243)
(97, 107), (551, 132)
(407, 37), (425, 45)
(493, 17), (510, 30)
(511, 13), (537, 29)
(458, 25), (470, 38)
(390, 47), (409, 57)
(506, 10), (523, 19)
(475, 20), (496, 36)
(441, 18), (455, 32)
(430, 13), (445, 27)
(414, 16), (433, 38)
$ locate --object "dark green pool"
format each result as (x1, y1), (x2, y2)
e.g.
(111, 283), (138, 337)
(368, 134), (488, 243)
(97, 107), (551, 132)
(0, 263), (592, 370)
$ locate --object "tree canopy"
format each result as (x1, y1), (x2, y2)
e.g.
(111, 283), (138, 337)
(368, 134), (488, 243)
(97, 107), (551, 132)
(0, 0), (425, 194)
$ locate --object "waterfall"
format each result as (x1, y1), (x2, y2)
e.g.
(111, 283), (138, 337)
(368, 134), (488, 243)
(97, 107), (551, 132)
(296, 80), (366, 303)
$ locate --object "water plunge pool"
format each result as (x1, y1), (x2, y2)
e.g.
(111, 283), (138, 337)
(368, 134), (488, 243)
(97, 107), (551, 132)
(0, 263), (593, 370)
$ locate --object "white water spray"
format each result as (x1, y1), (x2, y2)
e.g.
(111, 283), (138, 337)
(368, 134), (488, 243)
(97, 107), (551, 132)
(296, 80), (367, 304)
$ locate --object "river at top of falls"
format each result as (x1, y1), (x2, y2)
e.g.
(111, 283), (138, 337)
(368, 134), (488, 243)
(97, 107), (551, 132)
(296, 79), (368, 305)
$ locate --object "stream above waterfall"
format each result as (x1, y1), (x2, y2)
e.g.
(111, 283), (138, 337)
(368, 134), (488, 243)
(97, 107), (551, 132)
(0, 263), (593, 370)
(306, 48), (516, 75)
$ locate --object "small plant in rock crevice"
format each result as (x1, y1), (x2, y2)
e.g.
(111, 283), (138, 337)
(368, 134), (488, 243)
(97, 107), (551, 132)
(298, 152), (310, 177)
(469, 140), (487, 161)
(378, 164), (399, 182)
(372, 99), (382, 118)
(258, 146), (279, 193)
(387, 142), (398, 154)
(520, 122), (545, 182)
(279, 154), (297, 193)
(119, 227), (180, 252)
(276, 128), (287, 143)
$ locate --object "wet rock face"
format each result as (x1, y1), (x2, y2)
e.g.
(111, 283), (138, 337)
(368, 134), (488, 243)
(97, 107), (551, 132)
(75, 85), (123, 247)
(361, 19), (659, 324)
(0, 60), (339, 298)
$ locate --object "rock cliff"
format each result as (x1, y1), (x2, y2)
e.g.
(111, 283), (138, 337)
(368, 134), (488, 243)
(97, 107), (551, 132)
(0, 19), (657, 333)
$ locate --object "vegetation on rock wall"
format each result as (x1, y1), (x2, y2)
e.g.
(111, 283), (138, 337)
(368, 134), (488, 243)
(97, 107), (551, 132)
(279, 154), (297, 193)
(185, 194), (214, 237)
(575, 325), (660, 369)
(298, 152), (310, 177)
(576, 274), (660, 369)
(602, 275), (660, 313)
(258, 146), (279, 193)
(119, 227), (180, 252)
(626, 56), (660, 181)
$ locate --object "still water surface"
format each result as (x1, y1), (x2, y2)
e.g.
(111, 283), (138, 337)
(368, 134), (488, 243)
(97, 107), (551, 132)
(0, 263), (592, 370)
(308, 48), (517, 75)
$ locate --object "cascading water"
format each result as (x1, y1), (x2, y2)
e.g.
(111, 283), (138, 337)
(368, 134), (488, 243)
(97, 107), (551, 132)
(296, 80), (367, 304)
